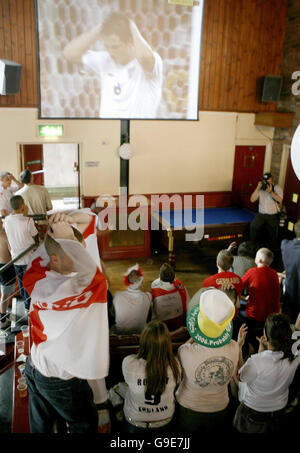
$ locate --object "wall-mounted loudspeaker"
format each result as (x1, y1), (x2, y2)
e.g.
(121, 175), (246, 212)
(0, 59), (22, 95)
(261, 75), (283, 102)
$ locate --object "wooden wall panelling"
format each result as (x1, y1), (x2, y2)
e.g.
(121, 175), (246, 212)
(0, 0), (37, 107)
(198, 0), (287, 113)
(0, 0), (288, 112)
(0, 0), (6, 105)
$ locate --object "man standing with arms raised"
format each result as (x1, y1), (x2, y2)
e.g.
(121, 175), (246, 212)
(24, 222), (109, 432)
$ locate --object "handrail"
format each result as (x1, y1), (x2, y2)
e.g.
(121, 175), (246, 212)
(0, 243), (37, 275)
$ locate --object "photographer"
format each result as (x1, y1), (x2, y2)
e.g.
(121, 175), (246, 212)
(249, 172), (283, 252)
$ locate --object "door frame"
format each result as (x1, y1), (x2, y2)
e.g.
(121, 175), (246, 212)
(18, 142), (82, 209)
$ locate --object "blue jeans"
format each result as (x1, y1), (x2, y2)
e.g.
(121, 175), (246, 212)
(25, 358), (98, 433)
(14, 264), (30, 310)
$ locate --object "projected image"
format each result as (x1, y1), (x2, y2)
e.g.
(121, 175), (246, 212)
(36, 0), (204, 120)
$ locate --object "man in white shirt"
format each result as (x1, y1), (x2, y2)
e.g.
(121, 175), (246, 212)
(249, 172), (283, 251)
(0, 171), (23, 217)
(16, 169), (53, 217)
(62, 12), (163, 119)
(4, 195), (38, 310)
(111, 264), (151, 334)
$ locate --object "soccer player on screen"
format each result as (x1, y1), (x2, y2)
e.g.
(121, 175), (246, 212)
(62, 11), (163, 119)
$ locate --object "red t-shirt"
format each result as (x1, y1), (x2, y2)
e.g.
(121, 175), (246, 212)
(241, 266), (280, 322)
(202, 271), (243, 298)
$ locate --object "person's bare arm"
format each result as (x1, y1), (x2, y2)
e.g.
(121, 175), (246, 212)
(49, 211), (92, 233)
(62, 25), (102, 64)
(237, 323), (248, 369)
(9, 173), (23, 188)
(250, 181), (262, 203)
(256, 333), (268, 353)
(129, 20), (155, 73)
(0, 209), (8, 217)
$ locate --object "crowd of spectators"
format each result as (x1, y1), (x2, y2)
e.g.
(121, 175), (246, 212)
(0, 169), (299, 435)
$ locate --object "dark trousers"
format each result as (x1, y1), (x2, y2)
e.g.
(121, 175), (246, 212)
(25, 358), (98, 433)
(250, 213), (279, 251)
(176, 403), (229, 433)
(233, 402), (285, 434)
(14, 264), (30, 310)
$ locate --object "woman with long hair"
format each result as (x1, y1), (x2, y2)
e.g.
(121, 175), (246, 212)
(234, 313), (300, 433)
(122, 320), (181, 432)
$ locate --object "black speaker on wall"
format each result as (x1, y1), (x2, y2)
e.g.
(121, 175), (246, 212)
(261, 75), (283, 102)
(0, 59), (22, 95)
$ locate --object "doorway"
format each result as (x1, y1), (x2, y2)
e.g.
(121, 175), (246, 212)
(232, 145), (266, 211)
(19, 143), (80, 211)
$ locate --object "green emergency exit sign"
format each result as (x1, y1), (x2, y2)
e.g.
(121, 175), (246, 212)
(38, 124), (64, 137)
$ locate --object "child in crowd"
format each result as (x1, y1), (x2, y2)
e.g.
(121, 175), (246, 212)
(202, 249), (243, 300)
(122, 320), (181, 432)
(110, 264), (152, 334)
(234, 313), (300, 433)
(151, 263), (189, 331)
(3, 195), (38, 310)
(0, 219), (16, 330)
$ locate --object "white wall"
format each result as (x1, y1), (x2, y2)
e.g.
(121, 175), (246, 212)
(0, 108), (120, 196)
(0, 108), (274, 196)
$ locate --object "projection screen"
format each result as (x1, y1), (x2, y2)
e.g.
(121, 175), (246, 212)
(35, 0), (204, 120)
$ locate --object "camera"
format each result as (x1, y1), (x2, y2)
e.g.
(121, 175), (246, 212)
(261, 180), (270, 191)
(261, 173), (274, 191)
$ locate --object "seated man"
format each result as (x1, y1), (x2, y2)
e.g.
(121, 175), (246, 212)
(23, 222), (109, 433)
(202, 249), (243, 303)
(231, 241), (257, 278)
(151, 263), (189, 331)
(110, 264), (152, 334)
(239, 248), (281, 348)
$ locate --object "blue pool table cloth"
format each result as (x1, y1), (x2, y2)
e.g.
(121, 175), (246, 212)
(153, 207), (255, 229)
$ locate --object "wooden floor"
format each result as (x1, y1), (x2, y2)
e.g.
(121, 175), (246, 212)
(104, 242), (221, 298)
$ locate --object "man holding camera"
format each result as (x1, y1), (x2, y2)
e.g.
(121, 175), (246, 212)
(249, 172), (283, 252)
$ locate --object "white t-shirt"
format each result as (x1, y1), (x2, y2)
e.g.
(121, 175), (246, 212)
(0, 185), (18, 214)
(112, 288), (151, 334)
(258, 185), (283, 215)
(82, 50), (163, 118)
(238, 350), (300, 412)
(176, 340), (239, 413)
(4, 214), (38, 265)
(122, 354), (177, 423)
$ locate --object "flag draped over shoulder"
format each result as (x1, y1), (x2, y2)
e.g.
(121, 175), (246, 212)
(23, 239), (109, 380)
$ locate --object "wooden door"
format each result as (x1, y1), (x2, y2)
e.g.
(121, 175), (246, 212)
(232, 146), (266, 211)
(283, 153), (300, 237)
(20, 144), (44, 185)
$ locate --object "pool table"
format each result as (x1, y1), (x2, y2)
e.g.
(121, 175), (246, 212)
(151, 206), (255, 268)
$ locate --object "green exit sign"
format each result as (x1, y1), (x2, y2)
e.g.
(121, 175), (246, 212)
(38, 124), (64, 137)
